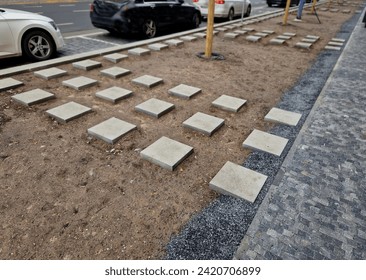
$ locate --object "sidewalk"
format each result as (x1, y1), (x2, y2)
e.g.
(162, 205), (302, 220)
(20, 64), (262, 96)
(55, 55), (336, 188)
(234, 10), (366, 260)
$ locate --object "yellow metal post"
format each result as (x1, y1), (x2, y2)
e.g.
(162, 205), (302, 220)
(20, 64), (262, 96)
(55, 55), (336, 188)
(282, 0), (292, 25)
(205, 0), (215, 58)
(311, 0), (317, 13)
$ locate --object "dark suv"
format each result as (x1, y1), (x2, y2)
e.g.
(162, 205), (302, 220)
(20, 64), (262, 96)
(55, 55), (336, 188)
(266, 0), (299, 6)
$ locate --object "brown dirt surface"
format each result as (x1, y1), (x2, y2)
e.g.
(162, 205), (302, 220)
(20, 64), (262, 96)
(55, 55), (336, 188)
(0, 7), (358, 259)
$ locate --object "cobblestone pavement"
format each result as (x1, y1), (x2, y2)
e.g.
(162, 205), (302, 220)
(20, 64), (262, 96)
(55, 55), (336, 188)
(234, 10), (366, 260)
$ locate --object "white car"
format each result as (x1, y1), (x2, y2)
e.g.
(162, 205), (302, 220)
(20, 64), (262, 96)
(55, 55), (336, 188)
(194, 0), (252, 20)
(0, 8), (64, 61)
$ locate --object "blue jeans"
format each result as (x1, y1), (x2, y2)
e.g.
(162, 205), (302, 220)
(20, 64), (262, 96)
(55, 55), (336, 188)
(297, 0), (306, 19)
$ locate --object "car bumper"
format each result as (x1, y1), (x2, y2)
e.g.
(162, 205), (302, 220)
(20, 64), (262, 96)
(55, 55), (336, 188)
(200, 7), (229, 18)
(55, 29), (65, 50)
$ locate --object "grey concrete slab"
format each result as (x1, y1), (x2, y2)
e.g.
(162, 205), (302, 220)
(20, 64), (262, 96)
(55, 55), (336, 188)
(103, 53), (128, 63)
(193, 32), (206, 38)
(164, 39), (184, 46)
(330, 8), (339, 12)
(325, 45), (342, 51)
(246, 35), (261, 42)
(46, 101), (92, 123)
(327, 41), (344, 47)
(127, 47), (151, 56)
(62, 76), (98, 90)
(34, 67), (67, 80)
(212, 94), (247, 112)
(100, 67), (131, 79)
(72, 59), (102, 71)
(224, 32), (239, 39)
(95, 86), (133, 103)
(148, 43), (169, 51)
(168, 84), (201, 99)
(87, 117), (136, 144)
(261, 30), (275, 34)
(306, 35), (320, 40)
(225, 25), (236, 30)
(135, 98), (174, 118)
(180, 36), (198, 42)
(242, 27), (255, 32)
(132, 75), (163, 88)
(270, 39), (286, 45)
(264, 107), (302, 126)
(233, 30), (248, 35)
(11, 88), (55, 106)
(283, 32), (296, 37)
(209, 161), (268, 203)
(0, 77), (23, 92)
(295, 42), (312, 49)
(233, 23), (244, 27)
(183, 112), (224, 136)
(216, 27), (228, 32)
(331, 38), (346, 43)
(276, 35), (292, 40)
(254, 32), (269, 38)
(301, 38), (318, 43)
(242, 129), (288, 156)
(140, 136), (193, 171)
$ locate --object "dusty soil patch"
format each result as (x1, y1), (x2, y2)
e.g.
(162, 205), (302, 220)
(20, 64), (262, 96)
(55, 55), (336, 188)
(0, 7), (357, 259)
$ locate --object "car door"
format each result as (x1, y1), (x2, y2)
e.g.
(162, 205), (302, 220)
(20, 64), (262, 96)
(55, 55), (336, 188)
(0, 11), (17, 57)
(148, 0), (174, 27)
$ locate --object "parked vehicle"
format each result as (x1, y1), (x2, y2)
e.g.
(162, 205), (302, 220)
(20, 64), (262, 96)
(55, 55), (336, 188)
(194, 0), (252, 21)
(0, 8), (64, 61)
(90, 0), (202, 38)
(266, 0), (299, 6)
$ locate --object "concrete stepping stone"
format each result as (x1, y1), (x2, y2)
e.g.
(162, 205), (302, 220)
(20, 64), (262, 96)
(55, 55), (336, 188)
(132, 75), (163, 88)
(246, 35), (261, 42)
(135, 98), (174, 118)
(148, 43), (169, 51)
(193, 32), (206, 38)
(225, 25), (236, 30)
(11, 88), (55, 106)
(180, 36), (197, 42)
(330, 8), (339, 12)
(233, 23), (244, 27)
(140, 136), (193, 171)
(283, 32), (296, 37)
(100, 67), (131, 79)
(262, 30), (275, 34)
(264, 107), (302, 126)
(62, 76), (98, 90)
(103, 53), (128, 63)
(0, 78), (23, 92)
(209, 161), (268, 203)
(276, 35), (292, 40)
(342, 9), (351, 14)
(295, 42), (312, 49)
(216, 27), (228, 31)
(128, 47), (150, 56)
(254, 32), (269, 38)
(164, 39), (184, 46)
(168, 84), (201, 99)
(319, 8), (328, 11)
(306, 35), (320, 40)
(242, 129), (288, 156)
(34, 67), (67, 80)
(331, 38), (345, 43)
(46, 101), (92, 123)
(183, 112), (224, 136)
(327, 41), (344, 47)
(95, 86), (133, 103)
(233, 30), (248, 35)
(72, 59), (102, 71)
(224, 32), (239, 39)
(87, 117), (136, 144)
(270, 38), (286, 45)
(242, 27), (255, 32)
(212, 94), (246, 112)
(302, 38), (318, 43)
(325, 45), (342, 51)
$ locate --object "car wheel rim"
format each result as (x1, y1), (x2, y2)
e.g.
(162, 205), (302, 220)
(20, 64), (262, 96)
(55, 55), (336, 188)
(28, 35), (51, 59)
(193, 14), (199, 28)
(144, 20), (156, 38)
(229, 10), (234, 21)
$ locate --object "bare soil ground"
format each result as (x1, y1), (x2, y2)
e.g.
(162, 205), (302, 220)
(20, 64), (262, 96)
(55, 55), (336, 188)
(0, 6), (358, 259)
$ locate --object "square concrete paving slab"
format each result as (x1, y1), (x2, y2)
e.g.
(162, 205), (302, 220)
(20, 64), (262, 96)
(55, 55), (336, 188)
(11, 88), (55, 106)
(264, 107), (302, 126)
(128, 47), (150, 56)
(0, 78), (23, 92)
(135, 98), (174, 118)
(270, 38), (286, 45)
(225, 25), (236, 30)
(325, 46), (342, 51)
(216, 27), (228, 31)
(283, 32), (296, 37)
(132, 75), (163, 88)
(87, 117), (136, 144)
(212, 94), (247, 112)
(95, 86), (133, 103)
(242, 129), (288, 156)
(224, 32), (239, 39)
(209, 161), (268, 203)
(305, 35), (320, 40)
(103, 53), (128, 63)
(72, 59), (102, 71)
(262, 30), (275, 34)
(101, 67), (131, 79)
(164, 39), (184, 46)
(295, 42), (312, 49)
(193, 32), (206, 38)
(301, 38), (318, 43)
(327, 41), (344, 47)
(254, 32), (268, 38)
(276, 35), (292, 40)
(242, 27), (255, 32)
(168, 84), (202, 99)
(246, 35), (261, 42)
(183, 112), (224, 136)
(34, 67), (67, 80)
(148, 43), (169, 51)
(140, 136), (193, 171)
(180, 36), (198, 42)
(331, 38), (345, 43)
(233, 30), (248, 35)
(62, 76), (98, 90)
(46, 101), (92, 123)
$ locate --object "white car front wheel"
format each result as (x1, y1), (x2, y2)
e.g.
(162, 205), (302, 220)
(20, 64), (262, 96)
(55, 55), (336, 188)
(22, 30), (55, 61)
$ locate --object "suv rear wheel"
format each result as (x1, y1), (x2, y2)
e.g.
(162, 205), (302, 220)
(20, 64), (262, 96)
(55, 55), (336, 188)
(143, 19), (157, 38)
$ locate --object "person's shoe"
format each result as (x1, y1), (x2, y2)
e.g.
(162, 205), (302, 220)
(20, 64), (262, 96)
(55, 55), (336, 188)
(294, 17), (302, 22)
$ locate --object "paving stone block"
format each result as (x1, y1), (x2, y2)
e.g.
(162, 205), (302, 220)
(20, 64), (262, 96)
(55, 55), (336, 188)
(302, 38), (318, 43)
(95, 86), (133, 103)
(331, 38), (345, 43)
(212, 94), (247, 112)
(11, 88), (55, 106)
(100, 67), (131, 79)
(132, 75), (163, 88)
(148, 43), (169, 51)
(295, 42), (312, 49)
(242, 27), (255, 32)
(262, 30), (275, 34)
(264, 107), (302, 126)
(34, 67), (67, 80)
(180, 36), (198, 42)
(216, 27), (228, 31)
(330, 8), (339, 12)
(254, 32), (269, 37)
(306, 35), (320, 40)
(168, 84), (201, 99)
(233, 23), (244, 27)
(46, 101), (92, 123)
(88, 117), (136, 144)
(103, 53), (128, 63)
(135, 98), (174, 118)
(128, 47), (151, 56)
(224, 32), (239, 39)
(283, 32), (296, 37)
(225, 25), (236, 30)
(325, 46), (342, 51)
(246, 35), (262, 42)
(242, 129), (288, 156)
(276, 35), (292, 40)
(72, 59), (102, 71)
(0, 78), (23, 92)
(140, 136), (193, 171)
(62, 76), (98, 90)
(193, 32), (206, 38)
(183, 112), (224, 136)
(164, 39), (184, 46)
(233, 30), (248, 35)
(209, 161), (268, 203)
(327, 41), (344, 47)
(270, 39), (286, 45)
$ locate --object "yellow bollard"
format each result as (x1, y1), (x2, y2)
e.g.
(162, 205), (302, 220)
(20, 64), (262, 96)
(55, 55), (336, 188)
(205, 0), (215, 58)
(282, 0), (292, 25)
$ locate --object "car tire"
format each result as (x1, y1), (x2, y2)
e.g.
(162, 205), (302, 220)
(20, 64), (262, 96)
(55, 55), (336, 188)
(227, 8), (234, 21)
(142, 19), (157, 39)
(192, 13), (200, 28)
(245, 5), (252, 17)
(22, 29), (55, 61)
